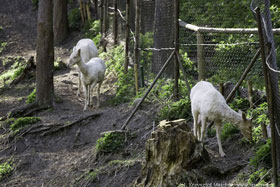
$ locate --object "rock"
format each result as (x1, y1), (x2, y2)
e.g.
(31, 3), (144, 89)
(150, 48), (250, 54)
(134, 119), (209, 187)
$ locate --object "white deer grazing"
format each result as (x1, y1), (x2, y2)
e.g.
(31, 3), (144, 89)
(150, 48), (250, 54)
(190, 81), (252, 157)
(69, 39), (98, 96)
(68, 48), (106, 110)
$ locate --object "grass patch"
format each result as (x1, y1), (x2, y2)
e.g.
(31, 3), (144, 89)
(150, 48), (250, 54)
(96, 132), (126, 153)
(10, 117), (40, 131)
(26, 88), (36, 104)
(0, 160), (14, 181)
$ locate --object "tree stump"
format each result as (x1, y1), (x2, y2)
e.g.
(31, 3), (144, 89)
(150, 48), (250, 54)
(135, 119), (209, 187)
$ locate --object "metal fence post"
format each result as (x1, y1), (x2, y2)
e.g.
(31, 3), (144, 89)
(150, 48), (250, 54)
(197, 31), (206, 80)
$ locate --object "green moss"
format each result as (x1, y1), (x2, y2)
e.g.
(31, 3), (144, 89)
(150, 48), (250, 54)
(0, 42), (7, 54)
(26, 88), (36, 104)
(10, 117), (40, 131)
(0, 161), (14, 181)
(221, 123), (239, 140)
(250, 139), (271, 168)
(96, 132), (125, 153)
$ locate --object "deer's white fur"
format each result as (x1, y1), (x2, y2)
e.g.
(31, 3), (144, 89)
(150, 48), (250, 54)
(190, 81), (252, 157)
(68, 39), (98, 96)
(68, 48), (106, 110)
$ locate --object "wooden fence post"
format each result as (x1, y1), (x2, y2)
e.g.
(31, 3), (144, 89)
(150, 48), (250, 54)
(124, 0), (130, 73)
(113, 0), (118, 45)
(134, 0), (140, 94)
(197, 31), (206, 80)
(100, 0), (104, 35)
(174, 0), (180, 99)
(255, 7), (278, 186)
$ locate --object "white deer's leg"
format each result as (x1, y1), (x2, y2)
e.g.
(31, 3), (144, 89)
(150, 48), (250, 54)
(96, 82), (102, 108)
(192, 111), (199, 139)
(82, 83), (88, 111)
(77, 72), (81, 97)
(89, 82), (97, 107)
(215, 121), (225, 157)
(200, 117), (207, 141)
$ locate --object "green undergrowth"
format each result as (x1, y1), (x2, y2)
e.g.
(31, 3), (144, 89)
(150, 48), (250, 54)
(0, 57), (27, 86)
(26, 88), (36, 104)
(0, 159), (14, 182)
(159, 97), (191, 121)
(84, 20), (101, 46)
(0, 42), (7, 54)
(221, 122), (239, 141)
(95, 132), (126, 153)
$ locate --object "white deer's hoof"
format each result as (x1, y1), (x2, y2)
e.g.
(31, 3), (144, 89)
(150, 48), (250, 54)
(220, 152), (226, 157)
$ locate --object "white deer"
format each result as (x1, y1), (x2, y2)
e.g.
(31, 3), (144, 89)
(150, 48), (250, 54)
(190, 81), (252, 157)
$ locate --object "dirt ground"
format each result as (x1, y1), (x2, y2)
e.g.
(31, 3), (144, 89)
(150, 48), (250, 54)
(0, 1), (254, 186)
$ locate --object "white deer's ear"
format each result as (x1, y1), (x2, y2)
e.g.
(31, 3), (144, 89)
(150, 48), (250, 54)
(241, 111), (247, 120)
(77, 48), (81, 56)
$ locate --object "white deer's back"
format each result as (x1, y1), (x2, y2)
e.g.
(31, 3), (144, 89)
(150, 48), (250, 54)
(190, 81), (230, 121)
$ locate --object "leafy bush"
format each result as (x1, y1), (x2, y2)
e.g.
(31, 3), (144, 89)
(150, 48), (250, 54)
(84, 20), (101, 45)
(229, 96), (250, 111)
(248, 102), (269, 143)
(159, 97), (191, 121)
(0, 161), (14, 181)
(10, 117), (41, 131)
(0, 42), (7, 54)
(68, 8), (81, 30)
(96, 132), (125, 153)
(221, 122), (239, 140)
(26, 88), (36, 104)
(250, 139), (271, 168)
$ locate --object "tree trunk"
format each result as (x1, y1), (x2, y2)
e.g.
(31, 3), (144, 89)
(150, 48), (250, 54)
(36, 0), (54, 107)
(152, 0), (175, 77)
(53, 0), (68, 45)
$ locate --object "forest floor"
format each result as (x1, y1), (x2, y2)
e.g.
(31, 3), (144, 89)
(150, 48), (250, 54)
(0, 0), (255, 186)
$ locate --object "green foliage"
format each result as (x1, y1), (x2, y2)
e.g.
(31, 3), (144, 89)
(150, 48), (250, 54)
(229, 96), (250, 111)
(159, 97), (191, 121)
(248, 102), (269, 143)
(207, 128), (216, 138)
(0, 26), (3, 31)
(10, 117), (40, 131)
(96, 132), (125, 153)
(26, 88), (36, 104)
(250, 139), (271, 168)
(84, 20), (101, 45)
(100, 45), (134, 105)
(0, 58), (27, 85)
(68, 8), (81, 30)
(221, 123), (239, 140)
(86, 170), (99, 182)
(0, 42), (7, 54)
(0, 161), (14, 181)
(248, 168), (271, 185)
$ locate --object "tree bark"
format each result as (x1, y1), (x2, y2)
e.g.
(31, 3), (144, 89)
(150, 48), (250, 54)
(36, 0), (54, 107)
(53, 0), (68, 45)
(152, 0), (175, 77)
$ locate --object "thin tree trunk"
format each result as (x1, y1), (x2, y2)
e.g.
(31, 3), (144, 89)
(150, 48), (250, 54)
(36, 0), (54, 107)
(53, 0), (68, 45)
